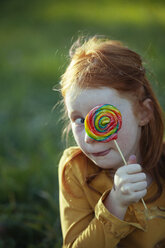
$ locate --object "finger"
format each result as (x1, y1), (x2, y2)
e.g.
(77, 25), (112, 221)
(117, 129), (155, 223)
(130, 181), (147, 192)
(127, 154), (137, 165)
(126, 173), (146, 183)
(121, 184), (132, 195)
(126, 164), (142, 174)
(117, 163), (142, 175)
(121, 181), (147, 195)
(129, 189), (147, 202)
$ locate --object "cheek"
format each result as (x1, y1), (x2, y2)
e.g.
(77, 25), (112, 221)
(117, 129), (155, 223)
(72, 125), (84, 144)
(117, 114), (141, 153)
(119, 124), (139, 142)
(121, 108), (139, 137)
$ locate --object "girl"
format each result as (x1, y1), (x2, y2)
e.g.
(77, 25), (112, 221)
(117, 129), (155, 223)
(58, 36), (165, 248)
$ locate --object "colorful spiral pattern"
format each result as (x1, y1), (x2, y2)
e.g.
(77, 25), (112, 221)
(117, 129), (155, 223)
(85, 104), (122, 142)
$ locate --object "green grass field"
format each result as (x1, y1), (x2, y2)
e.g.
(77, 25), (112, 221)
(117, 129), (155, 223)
(0, 0), (165, 247)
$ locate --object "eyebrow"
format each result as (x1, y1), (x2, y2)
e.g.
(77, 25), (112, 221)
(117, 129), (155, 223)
(69, 111), (80, 119)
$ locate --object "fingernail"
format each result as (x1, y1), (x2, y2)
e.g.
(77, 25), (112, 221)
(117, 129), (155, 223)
(129, 155), (136, 161)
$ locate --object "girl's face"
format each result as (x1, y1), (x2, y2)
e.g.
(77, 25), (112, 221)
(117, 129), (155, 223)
(65, 86), (144, 172)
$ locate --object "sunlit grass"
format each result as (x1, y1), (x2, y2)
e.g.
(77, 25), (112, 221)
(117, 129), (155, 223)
(40, 2), (165, 26)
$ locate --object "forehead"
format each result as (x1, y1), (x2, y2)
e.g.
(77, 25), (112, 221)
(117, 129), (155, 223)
(65, 86), (133, 116)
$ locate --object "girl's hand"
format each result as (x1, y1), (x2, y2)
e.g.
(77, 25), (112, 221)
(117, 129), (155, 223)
(103, 155), (147, 220)
(112, 154), (147, 207)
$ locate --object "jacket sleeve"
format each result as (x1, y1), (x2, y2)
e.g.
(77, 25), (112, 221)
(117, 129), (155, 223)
(58, 155), (145, 248)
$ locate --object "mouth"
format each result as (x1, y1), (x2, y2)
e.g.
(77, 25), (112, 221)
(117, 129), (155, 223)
(91, 149), (111, 157)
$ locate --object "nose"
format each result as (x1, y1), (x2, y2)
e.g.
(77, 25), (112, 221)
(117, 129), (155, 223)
(85, 133), (95, 143)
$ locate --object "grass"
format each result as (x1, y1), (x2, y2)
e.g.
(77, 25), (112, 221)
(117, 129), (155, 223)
(0, 0), (165, 247)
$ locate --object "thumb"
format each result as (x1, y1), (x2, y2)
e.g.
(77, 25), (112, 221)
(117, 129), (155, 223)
(127, 154), (137, 165)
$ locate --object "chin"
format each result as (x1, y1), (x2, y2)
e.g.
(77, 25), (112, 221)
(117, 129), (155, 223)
(90, 156), (122, 170)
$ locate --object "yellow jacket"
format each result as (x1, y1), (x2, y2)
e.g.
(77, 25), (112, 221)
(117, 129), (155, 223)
(59, 147), (165, 248)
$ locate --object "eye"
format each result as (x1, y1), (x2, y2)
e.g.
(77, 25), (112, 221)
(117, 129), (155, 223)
(74, 117), (85, 125)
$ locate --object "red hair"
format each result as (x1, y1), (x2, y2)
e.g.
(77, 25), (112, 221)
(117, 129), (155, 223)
(60, 36), (165, 202)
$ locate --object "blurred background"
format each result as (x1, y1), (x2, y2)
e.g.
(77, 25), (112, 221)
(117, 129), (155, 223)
(0, 0), (165, 247)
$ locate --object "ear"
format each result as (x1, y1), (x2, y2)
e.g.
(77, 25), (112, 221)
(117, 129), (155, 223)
(138, 98), (153, 126)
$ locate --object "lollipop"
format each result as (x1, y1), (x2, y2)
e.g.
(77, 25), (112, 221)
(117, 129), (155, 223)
(85, 104), (122, 142)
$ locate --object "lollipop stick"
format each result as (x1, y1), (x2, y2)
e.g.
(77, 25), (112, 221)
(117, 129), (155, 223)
(114, 140), (127, 165)
(114, 140), (148, 210)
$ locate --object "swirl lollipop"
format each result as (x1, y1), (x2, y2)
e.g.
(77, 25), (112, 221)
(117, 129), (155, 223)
(85, 104), (122, 143)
